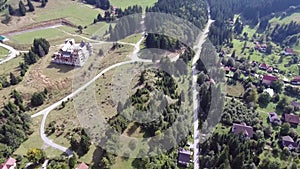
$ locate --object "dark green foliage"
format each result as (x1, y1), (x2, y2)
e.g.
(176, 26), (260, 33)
(70, 128), (91, 156)
(9, 72), (19, 85)
(19, 1), (26, 16)
(31, 92), (46, 107)
(0, 92), (31, 162)
(32, 38), (50, 57)
(270, 21), (300, 46)
(68, 153), (77, 168)
(41, 0), (47, 7)
(221, 99), (259, 125)
(27, 0), (34, 12)
(258, 92), (271, 108)
(199, 132), (264, 169)
(270, 80), (283, 93)
(208, 0), (300, 46)
(109, 14), (142, 41)
(8, 5), (14, 15)
(234, 17), (244, 34)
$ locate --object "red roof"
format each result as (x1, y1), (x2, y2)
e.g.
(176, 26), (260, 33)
(262, 75), (278, 81)
(284, 114), (300, 124)
(77, 162), (88, 169)
(232, 123), (254, 138)
(292, 76), (300, 82)
(259, 63), (268, 69)
(285, 48), (294, 54)
(0, 157), (16, 169)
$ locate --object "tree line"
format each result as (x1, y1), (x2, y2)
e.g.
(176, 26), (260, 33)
(8, 0), (48, 17)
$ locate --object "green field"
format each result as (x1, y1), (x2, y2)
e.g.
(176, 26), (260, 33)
(110, 0), (157, 10)
(9, 28), (66, 44)
(0, 46), (8, 59)
(34, 2), (103, 26)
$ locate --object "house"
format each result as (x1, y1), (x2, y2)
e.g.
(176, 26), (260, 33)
(262, 75), (278, 86)
(223, 66), (230, 74)
(259, 63), (268, 70)
(52, 39), (93, 67)
(284, 113), (300, 126)
(268, 112), (281, 125)
(0, 157), (16, 169)
(264, 88), (274, 97)
(0, 36), (6, 43)
(178, 148), (191, 167)
(254, 42), (267, 52)
(76, 162), (89, 169)
(282, 136), (298, 150)
(283, 48), (296, 56)
(291, 99), (300, 108)
(232, 123), (254, 139)
(267, 67), (273, 73)
(291, 76), (300, 85)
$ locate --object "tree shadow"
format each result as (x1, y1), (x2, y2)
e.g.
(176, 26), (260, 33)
(47, 62), (76, 73)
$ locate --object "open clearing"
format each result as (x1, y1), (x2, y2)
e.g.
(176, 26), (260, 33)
(1, 0), (103, 33)
(9, 28), (66, 44)
(110, 0), (157, 10)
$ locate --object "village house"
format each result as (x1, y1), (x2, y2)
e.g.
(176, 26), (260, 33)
(0, 157), (16, 169)
(267, 67), (273, 73)
(254, 42), (267, 52)
(76, 162), (89, 169)
(259, 63), (268, 70)
(291, 99), (300, 108)
(268, 112), (281, 125)
(291, 76), (300, 85)
(232, 123), (254, 139)
(281, 47), (296, 56)
(262, 75), (279, 86)
(177, 147), (192, 167)
(283, 113), (300, 127)
(52, 39), (93, 67)
(282, 136), (298, 150)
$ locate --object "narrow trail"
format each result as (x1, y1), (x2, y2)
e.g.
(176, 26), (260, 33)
(0, 43), (20, 65)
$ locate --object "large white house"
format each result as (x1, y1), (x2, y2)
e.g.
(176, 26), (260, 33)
(52, 39), (93, 66)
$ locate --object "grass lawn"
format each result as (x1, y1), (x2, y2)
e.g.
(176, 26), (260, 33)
(225, 82), (244, 97)
(111, 157), (134, 169)
(45, 100), (79, 149)
(121, 34), (143, 44)
(110, 0), (157, 10)
(34, 1), (103, 26)
(1, 0), (103, 34)
(9, 28), (66, 44)
(83, 22), (112, 40)
(14, 116), (63, 158)
(0, 46), (8, 59)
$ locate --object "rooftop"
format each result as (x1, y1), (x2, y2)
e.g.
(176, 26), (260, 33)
(284, 114), (300, 124)
(232, 123), (254, 138)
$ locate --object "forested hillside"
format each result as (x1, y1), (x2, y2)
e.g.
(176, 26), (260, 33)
(207, 0), (300, 47)
(143, 0), (208, 53)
